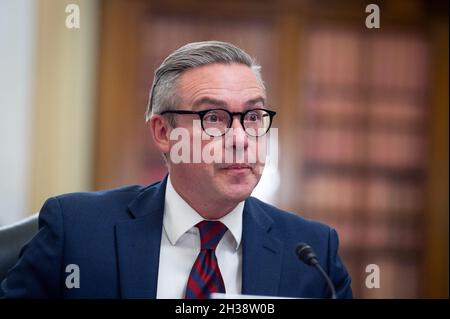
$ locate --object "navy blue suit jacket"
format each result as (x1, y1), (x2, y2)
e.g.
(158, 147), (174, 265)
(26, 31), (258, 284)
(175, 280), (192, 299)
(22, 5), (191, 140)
(1, 177), (352, 298)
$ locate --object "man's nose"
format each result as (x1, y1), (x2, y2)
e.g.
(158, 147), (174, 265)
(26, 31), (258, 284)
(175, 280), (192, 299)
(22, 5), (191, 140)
(226, 117), (248, 149)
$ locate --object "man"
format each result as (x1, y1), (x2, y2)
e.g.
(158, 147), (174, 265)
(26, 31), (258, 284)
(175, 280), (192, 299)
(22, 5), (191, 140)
(1, 41), (352, 298)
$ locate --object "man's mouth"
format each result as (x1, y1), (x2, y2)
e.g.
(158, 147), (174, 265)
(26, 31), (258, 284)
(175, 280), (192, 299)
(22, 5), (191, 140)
(220, 164), (253, 171)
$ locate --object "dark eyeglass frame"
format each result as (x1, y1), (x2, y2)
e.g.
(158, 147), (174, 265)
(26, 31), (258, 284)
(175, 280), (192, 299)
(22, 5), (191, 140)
(160, 108), (276, 137)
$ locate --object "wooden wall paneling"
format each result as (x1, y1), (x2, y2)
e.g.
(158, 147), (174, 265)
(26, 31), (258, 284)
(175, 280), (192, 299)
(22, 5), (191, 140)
(424, 16), (449, 298)
(95, 0), (148, 189)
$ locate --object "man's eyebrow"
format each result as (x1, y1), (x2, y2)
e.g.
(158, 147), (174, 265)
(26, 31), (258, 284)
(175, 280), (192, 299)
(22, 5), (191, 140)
(192, 97), (227, 109)
(245, 97), (265, 107)
(192, 96), (266, 110)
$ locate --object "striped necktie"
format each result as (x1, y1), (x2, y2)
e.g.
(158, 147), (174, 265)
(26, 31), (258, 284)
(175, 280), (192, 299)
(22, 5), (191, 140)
(185, 220), (227, 299)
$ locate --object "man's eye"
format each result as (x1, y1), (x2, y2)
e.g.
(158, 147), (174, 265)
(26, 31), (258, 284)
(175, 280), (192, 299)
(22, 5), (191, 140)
(205, 113), (222, 122)
(247, 112), (261, 122)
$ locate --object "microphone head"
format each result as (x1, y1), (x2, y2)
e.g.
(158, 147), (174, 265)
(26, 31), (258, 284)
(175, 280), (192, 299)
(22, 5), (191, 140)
(295, 243), (319, 266)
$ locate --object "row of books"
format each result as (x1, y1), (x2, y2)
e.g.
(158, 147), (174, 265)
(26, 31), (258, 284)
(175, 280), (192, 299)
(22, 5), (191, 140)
(303, 95), (425, 127)
(300, 173), (423, 215)
(320, 218), (423, 254)
(301, 127), (425, 168)
(304, 29), (428, 91)
(309, 216), (422, 252)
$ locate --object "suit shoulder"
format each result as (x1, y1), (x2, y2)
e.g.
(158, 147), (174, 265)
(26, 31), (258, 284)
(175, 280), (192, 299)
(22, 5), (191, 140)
(246, 197), (338, 261)
(43, 184), (153, 222)
(54, 184), (146, 202)
(247, 196), (332, 235)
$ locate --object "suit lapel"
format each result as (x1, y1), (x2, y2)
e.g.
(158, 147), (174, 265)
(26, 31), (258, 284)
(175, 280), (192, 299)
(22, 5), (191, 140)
(241, 198), (283, 297)
(115, 176), (167, 298)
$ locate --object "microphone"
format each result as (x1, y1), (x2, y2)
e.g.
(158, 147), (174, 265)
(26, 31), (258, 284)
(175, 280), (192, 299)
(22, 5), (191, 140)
(295, 243), (337, 299)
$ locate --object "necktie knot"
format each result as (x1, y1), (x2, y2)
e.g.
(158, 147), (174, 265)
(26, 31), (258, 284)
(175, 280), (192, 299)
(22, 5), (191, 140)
(196, 220), (227, 250)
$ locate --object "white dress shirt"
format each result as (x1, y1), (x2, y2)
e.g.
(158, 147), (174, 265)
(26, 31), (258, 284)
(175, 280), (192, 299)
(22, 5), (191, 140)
(156, 176), (244, 299)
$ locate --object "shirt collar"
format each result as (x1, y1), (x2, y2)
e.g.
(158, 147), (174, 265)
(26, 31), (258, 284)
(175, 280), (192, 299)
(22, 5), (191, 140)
(163, 175), (244, 250)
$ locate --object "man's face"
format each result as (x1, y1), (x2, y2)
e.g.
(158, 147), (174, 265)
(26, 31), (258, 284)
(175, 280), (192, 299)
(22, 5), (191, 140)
(167, 63), (268, 204)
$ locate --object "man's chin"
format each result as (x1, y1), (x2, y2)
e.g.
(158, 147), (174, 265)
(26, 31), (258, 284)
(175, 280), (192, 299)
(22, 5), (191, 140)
(214, 171), (259, 201)
(220, 185), (253, 202)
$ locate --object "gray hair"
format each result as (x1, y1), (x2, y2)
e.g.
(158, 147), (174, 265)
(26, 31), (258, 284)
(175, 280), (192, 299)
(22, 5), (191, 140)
(145, 41), (265, 123)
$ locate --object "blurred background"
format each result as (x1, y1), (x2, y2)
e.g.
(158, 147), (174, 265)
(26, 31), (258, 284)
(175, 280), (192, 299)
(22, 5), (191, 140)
(0, 0), (448, 298)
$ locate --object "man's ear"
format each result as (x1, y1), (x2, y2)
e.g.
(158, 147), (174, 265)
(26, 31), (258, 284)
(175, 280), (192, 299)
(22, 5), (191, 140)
(149, 115), (171, 154)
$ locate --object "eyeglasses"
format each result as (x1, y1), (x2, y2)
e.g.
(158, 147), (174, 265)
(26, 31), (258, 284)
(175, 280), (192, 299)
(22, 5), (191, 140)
(160, 108), (276, 137)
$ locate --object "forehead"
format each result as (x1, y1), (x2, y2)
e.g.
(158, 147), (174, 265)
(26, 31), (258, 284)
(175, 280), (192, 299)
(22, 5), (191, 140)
(177, 63), (265, 107)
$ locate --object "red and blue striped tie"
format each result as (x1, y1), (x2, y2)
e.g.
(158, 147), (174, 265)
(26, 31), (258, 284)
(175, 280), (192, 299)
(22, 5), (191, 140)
(185, 221), (227, 299)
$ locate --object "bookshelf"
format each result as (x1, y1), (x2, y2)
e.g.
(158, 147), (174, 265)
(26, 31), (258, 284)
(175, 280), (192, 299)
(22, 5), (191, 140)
(296, 27), (429, 298)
